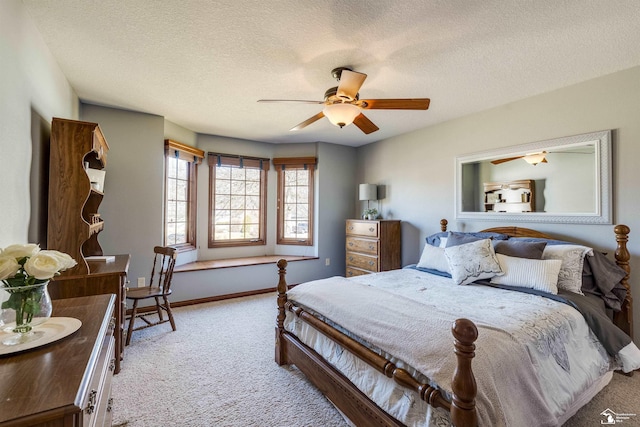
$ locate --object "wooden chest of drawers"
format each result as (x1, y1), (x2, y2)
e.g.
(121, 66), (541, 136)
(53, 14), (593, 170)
(0, 295), (116, 427)
(346, 219), (401, 277)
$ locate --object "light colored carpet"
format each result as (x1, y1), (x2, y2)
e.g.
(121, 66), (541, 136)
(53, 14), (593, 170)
(112, 293), (640, 427)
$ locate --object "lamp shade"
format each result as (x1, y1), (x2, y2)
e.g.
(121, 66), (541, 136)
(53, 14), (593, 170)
(523, 152), (546, 165)
(359, 184), (378, 201)
(323, 103), (361, 128)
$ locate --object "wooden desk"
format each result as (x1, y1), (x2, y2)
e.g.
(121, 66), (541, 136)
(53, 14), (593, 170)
(48, 254), (129, 373)
(0, 294), (116, 427)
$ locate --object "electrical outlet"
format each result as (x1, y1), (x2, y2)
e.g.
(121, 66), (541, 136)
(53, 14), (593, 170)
(325, 258), (330, 266)
(137, 277), (145, 287)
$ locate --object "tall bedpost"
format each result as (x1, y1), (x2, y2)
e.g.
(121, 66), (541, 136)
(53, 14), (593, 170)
(451, 318), (478, 427)
(440, 218), (448, 232)
(613, 224), (633, 339)
(275, 259), (289, 365)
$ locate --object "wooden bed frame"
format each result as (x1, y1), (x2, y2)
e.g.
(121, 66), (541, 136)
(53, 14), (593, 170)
(275, 219), (633, 427)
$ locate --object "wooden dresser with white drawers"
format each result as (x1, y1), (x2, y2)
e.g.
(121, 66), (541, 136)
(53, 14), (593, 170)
(345, 219), (401, 277)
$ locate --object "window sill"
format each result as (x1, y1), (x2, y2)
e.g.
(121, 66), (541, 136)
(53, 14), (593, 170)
(173, 255), (318, 273)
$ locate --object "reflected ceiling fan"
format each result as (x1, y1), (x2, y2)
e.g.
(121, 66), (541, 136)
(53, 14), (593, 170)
(491, 151), (548, 166)
(258, 67), (430, 134)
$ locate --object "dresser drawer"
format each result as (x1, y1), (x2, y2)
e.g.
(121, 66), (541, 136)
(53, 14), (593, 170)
(346, 236), (378, 255)
(82, 315), (115, 427)
(346, 220), (379, 238)
(346, 267), (371, 277)
(346, 252), (378, 272)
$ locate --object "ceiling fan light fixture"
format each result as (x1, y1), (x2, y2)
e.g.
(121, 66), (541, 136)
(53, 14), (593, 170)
(323, 103), (361, 128)
(523, 152), (547, 165)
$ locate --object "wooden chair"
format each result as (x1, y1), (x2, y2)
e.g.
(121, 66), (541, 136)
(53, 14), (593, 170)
(125, 246), (177, 345)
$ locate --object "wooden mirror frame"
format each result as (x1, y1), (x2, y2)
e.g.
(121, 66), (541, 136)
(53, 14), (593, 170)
(455, 130), (612, 224)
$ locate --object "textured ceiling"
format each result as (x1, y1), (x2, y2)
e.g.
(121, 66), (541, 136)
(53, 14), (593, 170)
(22, 0), (640, 147)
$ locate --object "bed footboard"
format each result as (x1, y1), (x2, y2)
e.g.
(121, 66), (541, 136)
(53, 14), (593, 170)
(275, 259), (479, 427)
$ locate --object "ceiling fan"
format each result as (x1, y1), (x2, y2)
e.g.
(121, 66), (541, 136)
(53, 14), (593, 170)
(491, 151), (548, 166)
(258, 67), (430, 134)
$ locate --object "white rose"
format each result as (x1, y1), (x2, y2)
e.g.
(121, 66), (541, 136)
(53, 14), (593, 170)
(1, 244), (40, 259)
(41, 250), (77, 270)
(0, 256), (21, 280)
(24, 252), (67, 280)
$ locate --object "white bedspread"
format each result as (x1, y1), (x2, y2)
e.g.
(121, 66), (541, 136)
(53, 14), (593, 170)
(285, 269), (622, 427)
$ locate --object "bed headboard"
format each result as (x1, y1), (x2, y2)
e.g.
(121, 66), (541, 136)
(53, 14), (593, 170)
(439, 218), (633, 339)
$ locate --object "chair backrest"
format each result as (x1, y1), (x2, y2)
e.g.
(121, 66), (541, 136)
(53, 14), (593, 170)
(149, 246), (177, 294)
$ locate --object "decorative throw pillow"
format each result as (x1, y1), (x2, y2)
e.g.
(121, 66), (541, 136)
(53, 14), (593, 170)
(417, 243), (451, 274)
(493, 240), (547, 259)
(444, 239), (503, 285)
(491, 254), (562, 294)
(542, 244), (593, 295)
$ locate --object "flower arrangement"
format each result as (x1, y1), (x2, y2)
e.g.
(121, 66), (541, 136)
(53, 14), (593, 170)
(363, 208), (378, 220)
(0, 244), (76, 333)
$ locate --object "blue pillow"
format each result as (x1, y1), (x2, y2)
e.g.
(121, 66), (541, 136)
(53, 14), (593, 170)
(425, 231), (448, 247)
(507, 236), (576, 246)
(425, 231), (509, 247)
(444, 231), (511, 248)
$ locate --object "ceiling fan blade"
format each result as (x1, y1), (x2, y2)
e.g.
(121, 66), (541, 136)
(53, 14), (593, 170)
(258, 99), (324, 104)
(490, 156), (524, 165)
(353, 113), (379, 134)
(337, 70), (367, 101)
(290, 112), (325, 131)
(359, 98), (430, 110)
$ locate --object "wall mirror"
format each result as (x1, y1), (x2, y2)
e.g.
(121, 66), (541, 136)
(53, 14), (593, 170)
(455, 130), (612, 224)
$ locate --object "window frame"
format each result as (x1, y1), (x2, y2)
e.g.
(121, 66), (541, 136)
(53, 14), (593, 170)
(164, 139), (204, 251)
(208, 153), (270, 248)
(273, 157), (317, 246)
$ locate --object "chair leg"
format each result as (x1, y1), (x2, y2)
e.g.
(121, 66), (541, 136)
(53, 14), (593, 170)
(155, 296), (164, 322)
(126, 300), (139, 346)
(164, 296), (177, 331)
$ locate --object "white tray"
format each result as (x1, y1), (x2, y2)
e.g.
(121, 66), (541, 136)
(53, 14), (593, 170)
(0, 317), (82, 356)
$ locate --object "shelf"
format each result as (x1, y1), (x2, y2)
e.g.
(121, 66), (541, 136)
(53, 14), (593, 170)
(89, 221), (104, 236)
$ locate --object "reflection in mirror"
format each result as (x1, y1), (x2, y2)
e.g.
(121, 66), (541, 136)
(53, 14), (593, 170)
(455, 130), (612, 224)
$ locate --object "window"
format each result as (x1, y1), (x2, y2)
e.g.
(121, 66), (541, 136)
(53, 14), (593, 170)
(164, 139), (204, 250)
(273, 157), (317, 246)
(208, 153), (269, 248)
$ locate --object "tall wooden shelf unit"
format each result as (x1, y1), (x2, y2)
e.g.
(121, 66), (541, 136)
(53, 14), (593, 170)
(47, 117), (129, 374)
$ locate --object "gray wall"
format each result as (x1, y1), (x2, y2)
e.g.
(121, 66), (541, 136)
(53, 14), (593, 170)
(80, 104), (166, 286)
(356, 65), (640, 336)
(0, 0), (78, 247)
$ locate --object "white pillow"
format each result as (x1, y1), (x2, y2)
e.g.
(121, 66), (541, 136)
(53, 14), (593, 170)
(491, 254), (563, 294)
(417, 243), (451, 273)
(444, 239), (503, 285)
(542, 244), (593, 295)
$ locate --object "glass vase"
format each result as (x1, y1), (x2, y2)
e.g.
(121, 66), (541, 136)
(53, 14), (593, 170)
(0, 281), (52, 346)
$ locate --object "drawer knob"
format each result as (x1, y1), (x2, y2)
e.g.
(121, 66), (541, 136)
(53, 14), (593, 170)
(348, 226), (354, 230)
(348, 256), (354, 262)
(368, 261), (375, 266)
(347, 271), (353, 276)
(369, 245), (375, 250)
(348, 242), (353, 246)
(369, 227), (375, 232)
